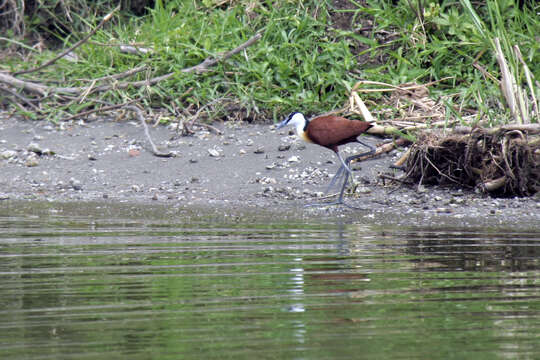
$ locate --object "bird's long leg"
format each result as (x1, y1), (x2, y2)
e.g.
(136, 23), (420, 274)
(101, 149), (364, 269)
(335, 151), (353, 176)
(336, 140), (376, 209)
(324, 164), (345, 194)
(306, 140), (375, 209)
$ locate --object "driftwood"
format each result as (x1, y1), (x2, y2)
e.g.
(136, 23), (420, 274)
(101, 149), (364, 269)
(404, 128), (539, 196)
(340, 81), (539, 198)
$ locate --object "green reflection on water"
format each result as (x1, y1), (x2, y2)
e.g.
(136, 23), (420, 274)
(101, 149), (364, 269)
(0, 201), (538, 359)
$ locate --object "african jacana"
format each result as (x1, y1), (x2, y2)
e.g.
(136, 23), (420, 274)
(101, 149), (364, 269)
(276, 112), (375, 207)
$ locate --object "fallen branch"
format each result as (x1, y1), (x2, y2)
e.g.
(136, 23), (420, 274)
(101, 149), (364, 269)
(356, 137), (411, 162)
(0, 71), (83, 96)
(125, 105), (173, 158)
(0, 84), (41, 111)
(193, 122), (223, 135)
(61, 98), (141, 122)
(0, 32), (263, 98)
(393, 146), (412, 167)
(81, 65), (148, 83)
(181, 32), (262, 74)
(352, 77), (453, 93)
(482, 176), (507, 192)
(452, 124), (540, 135)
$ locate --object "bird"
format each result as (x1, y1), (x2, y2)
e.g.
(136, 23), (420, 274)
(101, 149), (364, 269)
(276, 112), (375, 208)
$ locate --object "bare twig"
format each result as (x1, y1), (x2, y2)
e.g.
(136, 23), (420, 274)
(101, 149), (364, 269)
(0, 72), (47, 96)
(352, 77), (453, 93)
(14, 5), (120, 76)
(181, 32), (262, 74)
(79, 65), (148, 83)
(379, 173), (411, 185)
(452, 124), (540, 134)
(192, 122), (223, 135)
(124, 105), (173, 157)
(355, 138), (411, 162)
(1, 32), (262, 98)
(393, 146), (412, 167)
(0, 84), (41, 111)
(119, 45), (153, 55)
(482, 176), (507, 192)
(61, 98), (141, 122)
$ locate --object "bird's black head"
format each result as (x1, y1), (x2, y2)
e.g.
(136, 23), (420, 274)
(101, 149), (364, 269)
(276, 112), (304, 129)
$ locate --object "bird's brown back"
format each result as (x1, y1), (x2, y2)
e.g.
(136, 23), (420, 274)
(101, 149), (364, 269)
(306, 116), (372, 152)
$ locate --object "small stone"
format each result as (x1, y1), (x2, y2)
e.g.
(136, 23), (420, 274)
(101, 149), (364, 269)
(88, 154), (98, 161)
(257, 177), (276, 184)
(355, 186), (371, 194)
(132, 184), (141, 192)
(288, 155), (300, 163)
(128, 149), (140, 157)
(239, 149), (247, 155)
(254, 147), (265, 154)
(246, 139), (254, 146)
(190, 177), (199, 183)
(208, 148), (220, 157)
(1, 150), (17, 159)
(266, 163), (276, 170)
(189, 159), (198, 163)
(278, 144), (291, 151)
(69, 178), (82, 191)
(27, 142), (43, 155)
(25, 156), (39, 167)
(102, 193), (109, 199)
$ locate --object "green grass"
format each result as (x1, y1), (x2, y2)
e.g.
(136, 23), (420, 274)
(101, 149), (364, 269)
(353, 0), (539, 124)
(2, 0), (539, 124)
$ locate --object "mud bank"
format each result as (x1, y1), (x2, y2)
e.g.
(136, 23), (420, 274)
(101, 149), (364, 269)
(0, 115), (539, 229)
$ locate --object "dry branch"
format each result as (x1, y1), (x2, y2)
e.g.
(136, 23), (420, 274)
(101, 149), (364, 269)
(0, 32), (263, 98)
(124, 105), (172, 158)
(181, 32), (262, 74)
(356, 138), (411, 162)
(61, 98), (141, 122)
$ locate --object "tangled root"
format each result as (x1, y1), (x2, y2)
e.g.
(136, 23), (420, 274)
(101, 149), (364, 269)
(405, 128), (540, 197)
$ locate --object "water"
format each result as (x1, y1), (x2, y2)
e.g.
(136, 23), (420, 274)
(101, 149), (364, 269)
(1, 202), (539, 359)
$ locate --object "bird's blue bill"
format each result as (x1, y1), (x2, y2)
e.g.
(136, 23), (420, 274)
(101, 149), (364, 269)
(276, 118), (288, 129)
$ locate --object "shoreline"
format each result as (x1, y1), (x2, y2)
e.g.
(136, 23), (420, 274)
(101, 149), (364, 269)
(1, 115), (539, 229)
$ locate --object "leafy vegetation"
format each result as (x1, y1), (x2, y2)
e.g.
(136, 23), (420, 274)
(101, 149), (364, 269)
(0, 0), (538, 124)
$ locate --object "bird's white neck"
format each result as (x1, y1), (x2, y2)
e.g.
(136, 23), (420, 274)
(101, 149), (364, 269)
(288, 113), (308, 137)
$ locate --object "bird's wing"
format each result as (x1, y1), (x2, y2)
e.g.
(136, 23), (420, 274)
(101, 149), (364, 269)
(307, 117), (370, 148)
